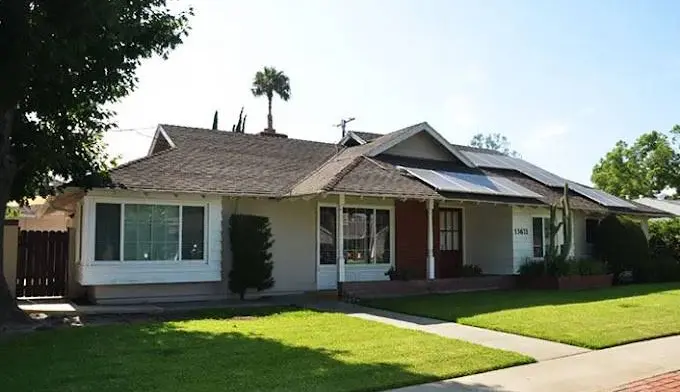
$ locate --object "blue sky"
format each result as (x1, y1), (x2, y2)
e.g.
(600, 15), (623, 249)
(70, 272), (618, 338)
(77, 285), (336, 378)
(106, 0), (680, 185)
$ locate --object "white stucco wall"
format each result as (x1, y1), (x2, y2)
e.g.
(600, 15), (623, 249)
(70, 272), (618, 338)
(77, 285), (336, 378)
(222, 197), (318, 293)
(460, 203), (514, 274)
(511, 206), (574, 271)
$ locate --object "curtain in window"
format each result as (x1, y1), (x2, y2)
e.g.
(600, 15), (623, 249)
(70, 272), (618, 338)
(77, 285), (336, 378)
(343, 208), (390, 264)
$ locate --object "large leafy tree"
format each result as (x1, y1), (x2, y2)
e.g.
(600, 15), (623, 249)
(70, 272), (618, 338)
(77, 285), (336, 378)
(591, 127), (680, 199)
(251, 67), (290, 132)
(470, 133), (520, 157)
(0, 0), (191, 324)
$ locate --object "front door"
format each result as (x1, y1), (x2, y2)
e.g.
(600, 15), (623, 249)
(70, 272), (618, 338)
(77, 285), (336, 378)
(438, 208), (463, 278)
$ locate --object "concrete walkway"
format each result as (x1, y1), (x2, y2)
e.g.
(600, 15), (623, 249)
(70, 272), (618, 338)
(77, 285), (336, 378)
(295, 300), (589, 361)
(18, 298), (276, 316)
(393, 335), (680, 392)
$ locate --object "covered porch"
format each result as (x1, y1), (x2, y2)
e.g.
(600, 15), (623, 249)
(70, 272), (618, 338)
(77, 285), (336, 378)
(316, 194), (520, 291)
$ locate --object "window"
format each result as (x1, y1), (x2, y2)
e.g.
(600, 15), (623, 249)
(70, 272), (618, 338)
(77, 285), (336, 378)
(344, 208), (390, 264)
(439, 209), (460, 251)
(585, 218), (598, 244)
(532, 217), (551, 258)
(95, 204), (121, 261)
(319, 207), (337, 265)
(318, 206), (391, 265)
(182, 207), (205, 260)
(94, 202), (206, 262)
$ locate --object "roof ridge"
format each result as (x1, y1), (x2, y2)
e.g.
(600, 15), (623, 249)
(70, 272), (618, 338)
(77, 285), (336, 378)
(285, 146), (347, 195)
(160, 123), (337, 146)
(323, 155), (366, 191)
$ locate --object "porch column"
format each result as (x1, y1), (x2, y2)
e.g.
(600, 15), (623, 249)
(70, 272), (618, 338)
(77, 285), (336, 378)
(427, 199), (435, 280)
(337, 194), (346, 283)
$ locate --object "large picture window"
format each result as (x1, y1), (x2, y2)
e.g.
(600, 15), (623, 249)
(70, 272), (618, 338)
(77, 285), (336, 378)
(318, 206), (392, 265)
(94, 202), (206, 262)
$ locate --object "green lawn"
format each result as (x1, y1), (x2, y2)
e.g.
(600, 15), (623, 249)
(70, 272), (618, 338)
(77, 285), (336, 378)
(0, 307), (532, 392)
(366, 283), (680, 349)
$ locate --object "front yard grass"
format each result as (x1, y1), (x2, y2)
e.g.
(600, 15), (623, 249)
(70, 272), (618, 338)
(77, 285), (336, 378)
(366, 283), (680, 349)
(0, 307), (532, 392)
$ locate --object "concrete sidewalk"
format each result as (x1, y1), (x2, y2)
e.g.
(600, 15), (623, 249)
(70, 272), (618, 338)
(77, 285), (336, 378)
(393, 335), (680, 392)
(296, 300), (589, 361)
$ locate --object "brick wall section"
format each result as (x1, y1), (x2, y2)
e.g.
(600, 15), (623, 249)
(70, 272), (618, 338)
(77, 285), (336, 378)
(395, 200), (427, 279)
(342, 276), (517, 299)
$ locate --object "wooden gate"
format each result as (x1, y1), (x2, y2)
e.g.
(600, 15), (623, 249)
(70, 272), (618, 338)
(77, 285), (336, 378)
(16, 230), (69, 297)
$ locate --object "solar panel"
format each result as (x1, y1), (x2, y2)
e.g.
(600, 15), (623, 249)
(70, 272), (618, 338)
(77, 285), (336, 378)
(568, 182), (636, 209)
(463, 152), (566, 187)
(402, 167), (542, 199)
(462, 151), (637, 209)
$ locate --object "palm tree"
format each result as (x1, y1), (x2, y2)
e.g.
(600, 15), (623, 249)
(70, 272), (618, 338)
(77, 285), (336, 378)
(251, 67), (290, 133)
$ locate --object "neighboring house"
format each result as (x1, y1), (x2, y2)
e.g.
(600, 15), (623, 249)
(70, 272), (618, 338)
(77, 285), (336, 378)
(635, 197), (680, 218)
(7, 197), (69, 232)
(46, 122), (666, 304)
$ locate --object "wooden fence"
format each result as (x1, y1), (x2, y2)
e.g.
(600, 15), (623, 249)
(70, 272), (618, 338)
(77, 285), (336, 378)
(16, 230), (69, 297)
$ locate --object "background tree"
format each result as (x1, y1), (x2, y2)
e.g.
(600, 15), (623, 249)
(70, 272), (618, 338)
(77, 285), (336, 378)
(470, 133), (520, 157)
(4, 207), (20, 220)
(251, 67), (290, 132)
(591, 128), (680, 199)
(0, 1), (191, 324)
(212, 110), (219, 130)
(232, 107), (247, 133)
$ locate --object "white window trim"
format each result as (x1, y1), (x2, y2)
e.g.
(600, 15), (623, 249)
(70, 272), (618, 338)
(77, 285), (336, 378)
(316, 203), (395, 267)
(88, 197), (210, 265)
(531, 214), (574, 260)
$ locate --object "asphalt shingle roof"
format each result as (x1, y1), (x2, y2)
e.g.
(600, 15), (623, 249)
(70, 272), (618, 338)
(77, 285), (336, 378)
(108, 123), (669, 216)
(111, 125), (338, 196)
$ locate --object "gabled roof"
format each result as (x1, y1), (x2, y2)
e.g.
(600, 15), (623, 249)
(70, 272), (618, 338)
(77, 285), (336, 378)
(363, 122), (476, 167)
(111, 125), (338, 196)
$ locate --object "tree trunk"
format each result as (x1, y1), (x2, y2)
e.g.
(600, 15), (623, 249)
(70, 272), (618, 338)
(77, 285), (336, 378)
(0, 108), (31, 326)
(267, 95), (273, 131)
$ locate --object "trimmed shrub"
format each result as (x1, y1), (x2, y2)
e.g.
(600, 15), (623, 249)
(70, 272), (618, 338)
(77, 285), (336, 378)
(228, 214), (275, 300)
(569, 258), (607, 276)
(460, 264), (483, 277)
(519, 258), (607, 278)
(594, 214), (649, 282)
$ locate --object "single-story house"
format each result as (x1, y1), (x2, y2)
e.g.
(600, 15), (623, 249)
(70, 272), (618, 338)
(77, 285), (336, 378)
(635, 197), (680, 218)
(6, 197), (69, 232)
(47, 122), (666, 304)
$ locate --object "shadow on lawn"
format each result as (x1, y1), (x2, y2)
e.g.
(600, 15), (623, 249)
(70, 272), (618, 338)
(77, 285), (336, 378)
(0, 307), (516, 392)
(364, 282), (680, 322)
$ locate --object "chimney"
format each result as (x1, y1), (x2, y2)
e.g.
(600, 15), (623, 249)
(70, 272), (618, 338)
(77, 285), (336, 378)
(260, 127), (288, 138)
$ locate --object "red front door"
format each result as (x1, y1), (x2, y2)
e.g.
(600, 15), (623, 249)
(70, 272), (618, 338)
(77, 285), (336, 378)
(438, 208), (463, 278)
